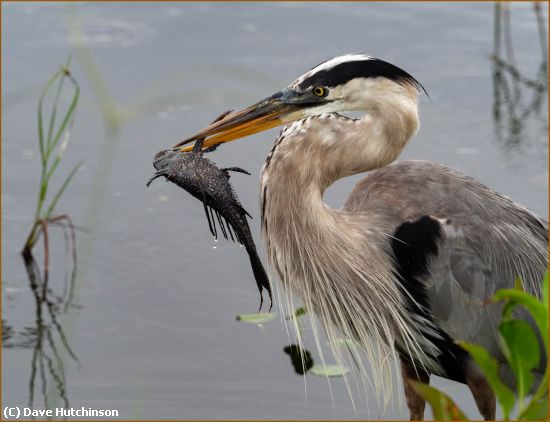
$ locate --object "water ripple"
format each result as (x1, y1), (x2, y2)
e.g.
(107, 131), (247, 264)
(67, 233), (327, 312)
(59, 17), (156, 48)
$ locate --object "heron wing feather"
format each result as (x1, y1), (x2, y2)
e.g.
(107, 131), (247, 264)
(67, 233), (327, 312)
(343, 160), (547, 368)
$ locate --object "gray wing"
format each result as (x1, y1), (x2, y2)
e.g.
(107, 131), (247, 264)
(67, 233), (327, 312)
(343, 160), (548, 365)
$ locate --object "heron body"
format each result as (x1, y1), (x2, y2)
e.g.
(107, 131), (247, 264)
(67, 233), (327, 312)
(175, 54), (548, 419)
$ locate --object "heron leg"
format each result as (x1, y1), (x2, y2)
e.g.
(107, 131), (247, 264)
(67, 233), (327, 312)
(465, 362), (496, 420)
(400, 358), (430, 421)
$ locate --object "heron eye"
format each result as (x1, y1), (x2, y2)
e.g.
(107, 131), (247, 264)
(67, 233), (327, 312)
(313, 86), (328, 97)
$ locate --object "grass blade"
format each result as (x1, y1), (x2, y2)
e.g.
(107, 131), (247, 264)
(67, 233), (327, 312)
(48, 80), (79, 157)
(46, 55), (74, 151)
(37, 69), (63, 167)
(46, 71), (66, 153)
(44, 161), (83, 220)
(34, 68), (66, 223)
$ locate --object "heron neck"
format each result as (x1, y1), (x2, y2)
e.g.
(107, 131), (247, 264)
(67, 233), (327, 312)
(260, 102), (418, 279)
(268, 105), (418, 193)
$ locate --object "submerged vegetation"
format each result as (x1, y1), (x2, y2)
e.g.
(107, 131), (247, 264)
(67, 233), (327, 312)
(237, 306), (350, 378)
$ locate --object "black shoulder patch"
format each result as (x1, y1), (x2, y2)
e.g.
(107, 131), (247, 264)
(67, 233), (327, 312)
(297, 58), (426, 94)
(391, 216), (470, 384)
(392, 215), (442, 279)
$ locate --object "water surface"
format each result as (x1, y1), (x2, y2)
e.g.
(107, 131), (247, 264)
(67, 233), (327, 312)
(2, 2), (548, 419)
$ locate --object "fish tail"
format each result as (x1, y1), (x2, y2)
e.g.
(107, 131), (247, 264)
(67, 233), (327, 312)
(245, 245), (273, 312)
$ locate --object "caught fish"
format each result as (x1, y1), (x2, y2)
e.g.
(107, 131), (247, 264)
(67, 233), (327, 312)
(147, 128), (272, 311)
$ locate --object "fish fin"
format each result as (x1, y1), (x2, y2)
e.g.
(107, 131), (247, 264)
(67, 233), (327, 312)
(215, 210), (229, 240)
(226, 220), (236, 242)
(199, 110), (234, 154)
(237, 202), (253, 219)
(226, 199), (253, 219)
(222, 167), (251, 176)
(204, 204), (217, 238)
(243, 208), (253, 219)
(203, 143), (222, 153)
(208, 206), (218, 239)
(192, 138), (205, 154)
(146, 171), (167, 187)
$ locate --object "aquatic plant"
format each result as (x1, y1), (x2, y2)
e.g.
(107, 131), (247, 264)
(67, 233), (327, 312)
(18, 57), (82, 411)
(413, 272), (549, 420)
(23, 56), (81, 268)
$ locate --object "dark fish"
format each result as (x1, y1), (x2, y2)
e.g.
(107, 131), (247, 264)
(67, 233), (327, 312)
(147, 136), (272, 311)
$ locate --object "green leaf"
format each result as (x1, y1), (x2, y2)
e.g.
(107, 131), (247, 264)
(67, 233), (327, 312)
(37, 68), (63, 166)
(48, 82), (80, 157)
(285, 306), (307, 320)
(459, 341), (515, 419)
(45, 55), (74, 149)
(543, 272), (548, 311)
(44, 161), (83, 219)
(409, 381), (468, 420)
(499, 320), (540, 405)
(520, 397), (548, 420)
(493, 288), (548, 354)
(310, 364), (349, 377)
(46, 67), (67, 151)
(236, 313), (275, 324)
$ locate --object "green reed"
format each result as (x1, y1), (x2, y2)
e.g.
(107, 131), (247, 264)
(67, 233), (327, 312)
(23, 56), (81, 252)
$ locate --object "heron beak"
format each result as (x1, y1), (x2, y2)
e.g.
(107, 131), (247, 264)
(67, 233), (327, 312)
(173, 90), (306, 152)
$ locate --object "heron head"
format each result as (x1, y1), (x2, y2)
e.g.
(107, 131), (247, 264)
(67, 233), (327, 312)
(174, 54), (424, 151)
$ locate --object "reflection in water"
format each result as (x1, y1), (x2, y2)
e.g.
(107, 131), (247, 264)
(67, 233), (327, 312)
(6, 249), (80, 411)
(283, 344), (314, 375)
(492, 2), (548, 146)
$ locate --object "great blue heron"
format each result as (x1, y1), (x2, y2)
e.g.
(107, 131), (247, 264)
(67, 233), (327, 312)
(173, 54), (548, 420)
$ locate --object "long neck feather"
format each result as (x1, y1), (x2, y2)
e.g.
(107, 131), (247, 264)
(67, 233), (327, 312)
(259, 93), (432, 406)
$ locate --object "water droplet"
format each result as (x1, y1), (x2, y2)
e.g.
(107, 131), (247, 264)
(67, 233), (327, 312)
(214, 238), (218, 243)
(240, 244), (244, 248)
(212, 245), (217, 249)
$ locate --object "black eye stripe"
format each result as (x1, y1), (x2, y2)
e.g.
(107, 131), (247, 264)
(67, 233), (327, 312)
(297, 58), (424, 93)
